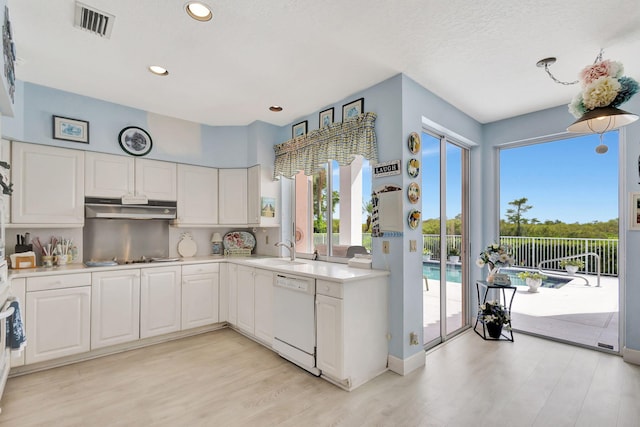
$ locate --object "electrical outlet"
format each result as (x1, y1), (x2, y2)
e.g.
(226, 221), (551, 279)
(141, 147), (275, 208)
(410, 332), (419, 346)
(382, 240), (390, 254)
(409, 240), (417, 252)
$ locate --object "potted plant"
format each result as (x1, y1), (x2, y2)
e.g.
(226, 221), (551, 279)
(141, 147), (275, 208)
(517, 271), (547, 293)
(476, 243), (514, 282)
(560, 259), (584, 275)
(422, 248), (432, 262)
(447, 247), (460, 263)
(479, 300), (510, 339)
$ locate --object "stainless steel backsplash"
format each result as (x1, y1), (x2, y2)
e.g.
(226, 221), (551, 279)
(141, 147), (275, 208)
(83, 218), (169, 261)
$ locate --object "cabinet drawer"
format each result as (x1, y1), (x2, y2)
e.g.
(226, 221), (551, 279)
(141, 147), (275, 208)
(27, 273), (92, 292)
(182, 263), (219, 276)
(316, 280), (343, 299)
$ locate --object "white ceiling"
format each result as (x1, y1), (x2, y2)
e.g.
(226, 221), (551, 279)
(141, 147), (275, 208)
(9, 0), (640, 127)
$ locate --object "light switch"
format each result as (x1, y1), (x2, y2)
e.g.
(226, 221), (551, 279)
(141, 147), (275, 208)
(382, 241), (390, 254)
(409, 240), (417, 252)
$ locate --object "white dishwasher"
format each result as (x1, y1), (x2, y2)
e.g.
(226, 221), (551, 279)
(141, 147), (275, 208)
(273, 274), (319, 376)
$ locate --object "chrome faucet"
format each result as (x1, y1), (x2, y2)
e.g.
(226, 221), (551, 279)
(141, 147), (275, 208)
(274, 240), (295, 261)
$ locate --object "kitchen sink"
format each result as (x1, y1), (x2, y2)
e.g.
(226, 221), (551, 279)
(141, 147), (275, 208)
(247, 258), (308, 266)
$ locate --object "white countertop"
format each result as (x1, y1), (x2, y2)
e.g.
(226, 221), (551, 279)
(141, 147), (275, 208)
(8, 256), (389, 283)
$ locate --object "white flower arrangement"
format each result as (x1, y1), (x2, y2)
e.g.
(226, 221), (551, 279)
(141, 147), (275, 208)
(476, 243), (514, 269)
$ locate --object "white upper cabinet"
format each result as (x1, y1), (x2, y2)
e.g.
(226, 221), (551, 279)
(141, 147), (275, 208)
(176, 164), (218, 225)
(218, 169), (248, 225)
(135, 158), (177, 201)
(85, 152), (135, 198)
(85, 153), (176, 201)
(11, 142), (84, 225)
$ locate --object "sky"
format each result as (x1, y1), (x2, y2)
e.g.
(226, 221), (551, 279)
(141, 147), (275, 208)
(346, 130), (619, 225)
(419, 131), (619, 224)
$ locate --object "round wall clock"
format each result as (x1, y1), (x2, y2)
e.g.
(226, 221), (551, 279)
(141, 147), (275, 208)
(118, 126), (153, 156)
(408, 132), (421, 154)
(407, 182), (420, 204)
(407, 158), (420, 178)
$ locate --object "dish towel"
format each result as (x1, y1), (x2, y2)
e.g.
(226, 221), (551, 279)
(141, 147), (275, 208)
(6, 298), (26, 354)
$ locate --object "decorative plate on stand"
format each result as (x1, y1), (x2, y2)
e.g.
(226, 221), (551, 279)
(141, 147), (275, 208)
(177, 233), (197, 258)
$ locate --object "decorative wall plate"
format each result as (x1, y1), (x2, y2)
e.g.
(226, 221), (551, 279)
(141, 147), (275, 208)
(223, 231), (256, 251)
(177, 233), (197, 258)
(408, 132), (421, 154)
(118, 126), (153, 156)
(408, 209), (421, 229)
(407, 158), (420, 178)
(407, 182), (420, 204)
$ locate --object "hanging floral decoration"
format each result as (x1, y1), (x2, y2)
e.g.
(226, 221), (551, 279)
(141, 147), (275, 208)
(569, 59), (639, 118)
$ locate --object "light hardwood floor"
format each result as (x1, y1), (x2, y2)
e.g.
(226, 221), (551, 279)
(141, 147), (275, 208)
(2, 328), (640, 427)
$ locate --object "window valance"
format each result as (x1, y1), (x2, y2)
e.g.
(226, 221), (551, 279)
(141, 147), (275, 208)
(273, 112), (378, 179)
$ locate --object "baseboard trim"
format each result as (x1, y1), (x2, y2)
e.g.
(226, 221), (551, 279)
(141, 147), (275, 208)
(623, 346), (640, 365)
(388, 350), (425, 375)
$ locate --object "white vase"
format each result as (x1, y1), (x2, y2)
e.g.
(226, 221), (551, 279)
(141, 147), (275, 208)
(565, 265), (579, 275)
(486, 265), (500, 283)
(525, 277), (542, 293)
(449, 255), (460, 263)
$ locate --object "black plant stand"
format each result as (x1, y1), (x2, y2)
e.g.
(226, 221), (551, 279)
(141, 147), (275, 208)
(474, 281), (516, 342)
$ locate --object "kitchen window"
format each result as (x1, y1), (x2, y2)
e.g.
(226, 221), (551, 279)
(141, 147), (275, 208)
(293, 155), (371, 260)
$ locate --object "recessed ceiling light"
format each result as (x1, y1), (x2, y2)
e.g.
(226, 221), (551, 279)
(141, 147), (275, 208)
(149, 65), (169, 76)
(269, 106), (283, 112)
(185, 2), (213, 21)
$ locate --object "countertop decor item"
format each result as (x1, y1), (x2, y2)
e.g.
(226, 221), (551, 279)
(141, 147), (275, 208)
(223, 231), (256, 255)
(118, 126), (153, 156)
(178, 233), (197, 257)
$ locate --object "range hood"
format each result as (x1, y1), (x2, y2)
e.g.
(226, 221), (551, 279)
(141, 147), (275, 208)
(85, 197), (177, 220)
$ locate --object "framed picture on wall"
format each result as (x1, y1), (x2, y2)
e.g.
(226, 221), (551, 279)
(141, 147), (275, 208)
(342, 97), (364, 120)
(630, 192), (640, 230)
(292, 120), (308, 138)
(52, 116), (89, 143)
(319, 107), (334, 128)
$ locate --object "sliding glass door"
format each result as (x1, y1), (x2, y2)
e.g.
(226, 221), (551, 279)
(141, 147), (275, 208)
(422, 132), (469, 348)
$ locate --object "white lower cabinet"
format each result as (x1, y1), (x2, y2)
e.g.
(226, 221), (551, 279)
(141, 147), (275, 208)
(181, 263), (219, 330)
(253, 268), (274, 345)
(316, 293), (344, 379)
(140, 266), (182, 339)
(91, 270), (141, 350)
(227, 263), (238, 326)
(315, 277), (388, 391)
(25, 274), (92, 364)
(236, 265), (255, 335)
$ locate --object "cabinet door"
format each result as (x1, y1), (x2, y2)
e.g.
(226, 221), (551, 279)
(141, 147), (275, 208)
(91, 270), (141, 349)
(182, 271), (219, 329)
(316, 294), (344, 380)
(135, 158), (177, 201)
(25, 286), (91, 364)
(236, 265), (254, 335)
(140, 266), (181, 338)
(227, 263), (238, 326)
(176, 164), (218, 225)
(247, 165), (261, 226)
(218, 169), (247, 224)
(253, 268), (273, 345)
(11, 142), (84, 224)
(85, 152), (135, 198)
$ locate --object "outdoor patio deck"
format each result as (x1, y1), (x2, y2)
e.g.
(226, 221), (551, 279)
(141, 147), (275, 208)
(423, 274), (619, 351)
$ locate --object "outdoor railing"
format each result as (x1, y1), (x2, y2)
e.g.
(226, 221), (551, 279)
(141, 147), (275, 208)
(310, 233), (618, 277)
(422, 234), (618, 277)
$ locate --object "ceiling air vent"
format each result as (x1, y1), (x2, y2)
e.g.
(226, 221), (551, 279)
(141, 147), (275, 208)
(74, 2), (115, 38)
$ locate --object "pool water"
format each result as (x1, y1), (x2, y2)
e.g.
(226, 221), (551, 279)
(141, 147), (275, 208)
(422, 262), (571, 289)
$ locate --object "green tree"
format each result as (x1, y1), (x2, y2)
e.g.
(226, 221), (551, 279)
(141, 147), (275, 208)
(506, 197), (532, 236)
(312, 170), (340, 233)
(362, 200), (373, 232)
